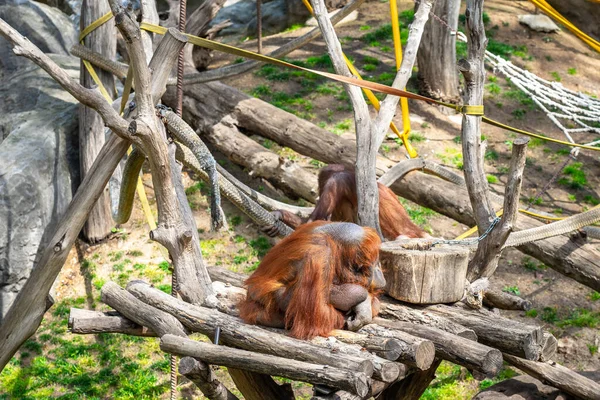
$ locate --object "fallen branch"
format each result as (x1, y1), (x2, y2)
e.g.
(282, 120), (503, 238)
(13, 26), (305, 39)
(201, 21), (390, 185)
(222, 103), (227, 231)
(482, 289), (532, 311)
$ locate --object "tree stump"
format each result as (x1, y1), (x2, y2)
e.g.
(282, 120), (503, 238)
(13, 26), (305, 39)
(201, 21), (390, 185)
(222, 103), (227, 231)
(380, 241), (469, 304)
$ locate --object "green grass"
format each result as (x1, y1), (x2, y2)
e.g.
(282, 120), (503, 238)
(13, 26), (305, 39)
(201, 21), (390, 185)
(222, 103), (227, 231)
(485, 150), (498, 161)
(541, 307), (559, 324)
(502, 286), (520, 296)
(588, 344), (598, 356)
(558, 162), (587, 189)
(525, 309), (538, 318)
(363, 64), (377, 72)
(486, 174), (498, 184)
(550, 71), (561, 82)
(589, 291), (600, 301)
(558, 309), (600, 328)
(567, 68), (577, 75)
(583, 195), (599, 205)
(436, 148), (463, 170)
(408, 133), (426, 142)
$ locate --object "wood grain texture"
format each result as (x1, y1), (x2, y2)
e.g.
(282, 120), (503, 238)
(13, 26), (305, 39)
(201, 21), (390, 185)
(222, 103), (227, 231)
(79, 0), (117, 242)
(381, 243), (469, 304)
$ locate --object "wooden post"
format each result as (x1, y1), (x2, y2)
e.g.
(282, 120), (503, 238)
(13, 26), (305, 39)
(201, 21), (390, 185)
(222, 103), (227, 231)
(79, 0), (117, 243)
(380, 241), (469, 304)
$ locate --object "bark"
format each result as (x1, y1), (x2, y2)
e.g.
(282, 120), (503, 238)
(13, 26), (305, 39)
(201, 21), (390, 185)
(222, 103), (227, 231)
(126, 281), (375, 377)
(381, 243), (469, 304)
(483, 289), (532, 311)
(504, 354), (600, 400)
(425, 304), (544, 360)
(379, 300), (478, 340)
(178, 357), (239, 400)
(416, 0), (460, 103)
(369, 319), (503, 377)
(161, 335), (370, 397)
(380, 359), (442, 400)
(468, 137), (529, 280)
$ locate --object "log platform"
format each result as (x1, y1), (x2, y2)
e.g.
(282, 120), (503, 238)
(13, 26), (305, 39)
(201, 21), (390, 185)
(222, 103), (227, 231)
(65, 270), (578, 399)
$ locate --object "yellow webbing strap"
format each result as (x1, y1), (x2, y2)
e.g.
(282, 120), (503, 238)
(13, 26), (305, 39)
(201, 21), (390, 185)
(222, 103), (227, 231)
(300, 0), (417, 157)
(529, 0), (600, 53)
(79, 8), (158, 232)
(390, 0), (416, 158)
(82, 13), (600, 153)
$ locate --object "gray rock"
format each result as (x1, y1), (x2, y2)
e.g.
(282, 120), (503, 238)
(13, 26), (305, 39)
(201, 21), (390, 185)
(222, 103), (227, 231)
(0, 54), (80, 321)
(0, 0), (77, 72)
(518, 14), (560, 33)
(211, 0), (310, 37)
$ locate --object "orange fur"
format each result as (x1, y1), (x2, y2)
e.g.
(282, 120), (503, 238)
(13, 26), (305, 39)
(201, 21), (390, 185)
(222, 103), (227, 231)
(310, 165), (429, 240)
(238, 221), (381, 339)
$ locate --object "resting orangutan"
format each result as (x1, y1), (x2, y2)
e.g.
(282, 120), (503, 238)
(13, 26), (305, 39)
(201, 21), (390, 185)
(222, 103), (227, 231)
(264, 164), (430, 240)
(238, 221), (385, 339)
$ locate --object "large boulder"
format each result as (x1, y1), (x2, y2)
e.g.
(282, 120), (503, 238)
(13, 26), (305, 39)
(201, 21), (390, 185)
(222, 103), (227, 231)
(0, 0), (77, 73)
(0, 54), (80, 321)
(210, 0), (311, 37)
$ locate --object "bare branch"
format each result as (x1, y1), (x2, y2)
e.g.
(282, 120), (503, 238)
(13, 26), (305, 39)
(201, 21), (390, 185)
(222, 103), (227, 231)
(0, 18), (129, 136)
(374, 0), (433, 147)
(467, 137), (529, 280)
(310, 0), (381, 234)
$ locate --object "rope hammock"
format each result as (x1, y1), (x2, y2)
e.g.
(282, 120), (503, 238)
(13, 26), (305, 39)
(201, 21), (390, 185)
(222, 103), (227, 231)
(457, 31), (600, 154)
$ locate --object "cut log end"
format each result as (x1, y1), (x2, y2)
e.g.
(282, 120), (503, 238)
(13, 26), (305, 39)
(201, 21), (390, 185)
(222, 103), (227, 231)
(414, 340), (436, 371)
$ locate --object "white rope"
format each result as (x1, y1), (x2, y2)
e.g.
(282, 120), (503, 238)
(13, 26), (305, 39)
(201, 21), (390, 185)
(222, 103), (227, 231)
(457, 31), (600, 155)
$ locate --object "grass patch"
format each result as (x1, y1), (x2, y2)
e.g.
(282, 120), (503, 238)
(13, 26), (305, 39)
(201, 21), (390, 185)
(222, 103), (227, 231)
(408, 133), (426, 142)
(525, 309), (538, 318)
(541, 307), (559, 324)
(486, 175), (498, 184)
(567, 67), (577, 75)
(589, 291), (600, 301)
(558, 309), (600, 328)
(436, 148), (463, 170)
(502, 286), (520, 296)
(558, 162), (587, 189)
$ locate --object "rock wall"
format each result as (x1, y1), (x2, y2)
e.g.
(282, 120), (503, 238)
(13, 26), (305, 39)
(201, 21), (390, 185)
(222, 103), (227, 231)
(0, 9), (80, 320)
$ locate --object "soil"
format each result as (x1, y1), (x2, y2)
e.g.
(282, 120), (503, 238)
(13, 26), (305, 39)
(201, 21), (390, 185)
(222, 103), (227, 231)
(51, 0), (599, 397)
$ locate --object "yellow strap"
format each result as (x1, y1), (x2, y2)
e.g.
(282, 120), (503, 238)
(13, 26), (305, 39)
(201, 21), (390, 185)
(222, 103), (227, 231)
(80, 13), (600, 153)
(79, 11), (158, 233)
(300, 0), (417, 157)
(389, 0), (416, 158)
(79, 11), (114, 42)
(529, 0), (600, 53)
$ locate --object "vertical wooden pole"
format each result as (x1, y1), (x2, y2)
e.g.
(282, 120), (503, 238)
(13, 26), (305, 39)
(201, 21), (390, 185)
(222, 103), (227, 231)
(257, 0), (263, 54)
(79, 0), (117, 242)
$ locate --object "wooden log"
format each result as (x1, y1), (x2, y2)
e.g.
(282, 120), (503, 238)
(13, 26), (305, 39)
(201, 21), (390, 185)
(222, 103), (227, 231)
(309, 336), (403, 382)
(68, 308), (155, 336)
(540, 332), (558, 362)
(312, 391), (362, 400)
(205, 114), (318, 202)
(503, 354), (600, 400)
(425, 304), (544, 360)
(79, 0), (116, 243)
(379, 300), (477, 340)
(321, 329), (433, 371)
(0, 20), (184, 371)
(380, 359), (442, 400)
(126, 281), (375, 377)
(101, 282), (188, 337)
(483, 289), (532, 311)
(391, 171), (600, 292)
(369, 319), (503, 377)
(329, 330), (406, 361)
(160, 335), (371, 397)
(227, 369), (294, 400)
(380, 241), (469, 304)
(178, 356), (238, 400)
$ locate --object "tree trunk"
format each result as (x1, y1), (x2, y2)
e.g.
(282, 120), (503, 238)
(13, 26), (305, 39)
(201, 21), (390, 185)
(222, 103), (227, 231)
(79, 0), (117, 242)
(416, 0), (460, 103)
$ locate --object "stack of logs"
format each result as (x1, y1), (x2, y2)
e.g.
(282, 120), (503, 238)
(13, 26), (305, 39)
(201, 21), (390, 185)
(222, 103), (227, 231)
(68, 266), (600, 400)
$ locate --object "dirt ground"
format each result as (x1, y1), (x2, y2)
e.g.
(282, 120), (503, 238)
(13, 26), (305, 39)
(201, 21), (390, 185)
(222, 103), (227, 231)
(50, 0), (600, 397)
